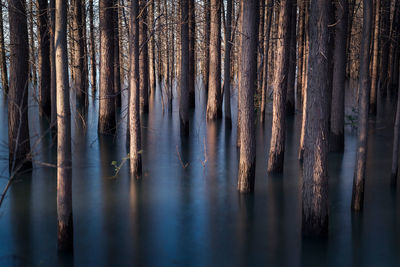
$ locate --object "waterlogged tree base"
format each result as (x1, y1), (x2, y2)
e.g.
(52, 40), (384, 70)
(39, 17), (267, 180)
(130, 157), (142, 179)
(302, 212), (328, 238)
(98, 117), (116, 135)
(267, 151), (284, 173)
(237, 162), (255, 193)
(330, 132), (344, 152)
(58, 214), (73, 252)
(180, 119), (189, 137)
(351, 180), (365, 211)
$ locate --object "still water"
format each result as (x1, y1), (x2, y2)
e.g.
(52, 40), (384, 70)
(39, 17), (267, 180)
(0, 80), (399, 266)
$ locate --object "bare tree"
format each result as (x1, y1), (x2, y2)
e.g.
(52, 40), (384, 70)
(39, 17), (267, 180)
(114, 0), (122, 108)
(180, 0), (190, 135)
(223, 0), (233, 124)
(203, 0), (210, 93)
(0, 0), (8, 94)
(188, 0), (195, 108)
(139, 0), (149, 113)
(89, 0), (97, 94)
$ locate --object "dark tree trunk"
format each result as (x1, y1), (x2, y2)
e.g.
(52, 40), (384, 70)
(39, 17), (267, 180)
(260, 0), (273, 122)
(330, 0), (348, 152)
(188, 0), (196, 108)
(8, 0), (31, 172)
(130, 0), (142, 177)
(369, 0), (379, 115)
(237, 0), (258, 193)
(29, 0), (37, 88)
(206, 0), (222, 120)
(257, 0), (265, 95)
(223, 0), (233, 124)
(114, 0), (122, 108)
(379, 0), (390, 97)
(50, 0), (57, 134)
(285, 0), (296, 115)
(302, 0), (331, 237)
(296, 0), (305, 103)
(98, 0), (116, 134)
(139, 0), (149, 113)
(180, 0), (190, 136)
(0, 1), (8, 94)
(89, 0), (97, 94)
(391, 69), (400, 187)
(351, 0), (372, 212)
(267, 0), (291, 173)
(203, 0), (210, 93)
(55, 0), (73, 251)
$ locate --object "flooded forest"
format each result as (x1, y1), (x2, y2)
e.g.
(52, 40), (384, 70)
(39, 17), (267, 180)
(1, 0), (400, 266)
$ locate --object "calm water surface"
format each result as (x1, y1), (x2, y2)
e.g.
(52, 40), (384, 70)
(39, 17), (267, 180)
(0, 80), (399, 266)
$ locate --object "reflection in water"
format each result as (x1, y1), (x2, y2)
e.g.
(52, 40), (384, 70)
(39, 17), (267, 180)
(0, 83), (399, 266)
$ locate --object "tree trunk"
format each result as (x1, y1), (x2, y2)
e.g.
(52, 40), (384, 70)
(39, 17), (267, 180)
(330, 0), (348, 152)
(8, 0), (31, 172)
(237, 0), (258, 193)
(260, 0), (273, 122)
(89, 0), (97, 94)
(351, 0), (372, 212)
(139, 0), (149, 113)
(29, 0), (37, 88)
(296, 0), (305, 102)
(37, 0), (51, 118)
(203, 0), (210, 93)
(302, 0), (331, 237)
(0, 1), (8, 94)
(98, 0), (116, 134)
(130, 0), (142, 177)
(180, 0), (190, 136)
(114, 0), (122, 108)
(369, 0), (379, 115)
(285, 0), (296, 115)
(50, 0), (57, 134)
(188, 0), (196, 108)
(206, 0), (222, 120)
(55, 0), (73, 251)
(148, 0), (156, 96)
(391, 68), (400, 186)
(267, 0), (291, 173)
(223, 0), (233, 124)
(257, 0), (265, 96)
(379, 0), (390, 97)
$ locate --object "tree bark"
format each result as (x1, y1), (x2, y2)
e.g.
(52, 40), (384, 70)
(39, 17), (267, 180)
(148, 0), (156, 96)
(330, 0), (348, 152)
(8, 0), (31, 172)
(114, 0), (122, 108)
(0, 1), (8, 94)
(55, 0), (73, 251)
(29, 0), (37, 88)
(302, 0), (331, 237)
(379, 0), (390, 97)
(206, 0), (222, 120)
(203, 0), (210, 93)
(50, 0), (57, 134)
(188, 0), (196, 108)
(130, 0), (142, 177)
(285, 0), (296, 115)
(139, 0), (149, 113)
(237, 0), (258, 193)
(296, 0), (305, 103)
(391, 68), (400, 187)
(89, 0), (97, 94)
(223, 0), (233, 124)
(267, 0), (291, 173)
(369, 0), (379, 115)
(180, 0), (190, 135)
(99, 0), (116, 134)
(351, 0), (372, 212)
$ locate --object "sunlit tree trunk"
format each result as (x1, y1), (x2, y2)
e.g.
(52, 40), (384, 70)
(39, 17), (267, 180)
(98, 0), (116, 134)
(302, 0), (331, 237)
(180, 0), (190, 135)
(188, 0), (196, 108)
(330, 0), (348, 152)
(351, 0), (372, 212)
(206, 0), (222, 120)
(257, 0), (265, 96)
(29, 0), (37, 88)
(267, 0), (291, 173)
(130, 0), (142, 177)
(89, 0), (97, 94)
(369, 0), (378, 115)
(8, 0), (31, 172)
(114, 0), (121, 108)
(237, 0), (258, 193)
(55, 0), (73, 251)
(148, 0), (156, 96)
(0, 1), (8, 94)
(203, 0), (210, 93)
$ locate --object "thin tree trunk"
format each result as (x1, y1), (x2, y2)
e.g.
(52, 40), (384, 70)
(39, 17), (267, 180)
(188, 0), (196, 108)
(257, 0), (265, 96)
(98, 0), (116, 134)
(369, 0), (379, 115)
(89, 0), (97, 94)
(351, 0), (372, 212)
(223, 0), (233, 124)
(203, 0), (210, 93)
(286, 0), (296, 115)
(391, 68), (400, 186)
(237, 0), (258, 193)
(50, 0), (57, 134)
(148, 0), (156, 96)
(180, 0), (190, 135)
(267, 0), (291, 173)
(206, 0), (222, 120)
(330, 0), (348, 152)
(29, 0), (37, 88)
(8, 0), (31, 172)
(0, 1), (8, 94)
(114, 0), (122, 108)
(379, 0), (390, 97)
(130, 0), (142, 177)
(139, 0), (149, 113)
(260, 0), (273, 122)
(302, 0), (331, 237)
(296, 0), (305, 102)
(55, 0), (73, 251)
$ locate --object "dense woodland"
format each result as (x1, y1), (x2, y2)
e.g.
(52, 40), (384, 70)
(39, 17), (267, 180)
(0, 0), (400, 252)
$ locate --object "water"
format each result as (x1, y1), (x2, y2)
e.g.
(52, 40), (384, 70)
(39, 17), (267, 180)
(0, 80), (399, 266)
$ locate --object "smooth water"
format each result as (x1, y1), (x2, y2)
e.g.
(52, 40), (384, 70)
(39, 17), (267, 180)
(0, 80), (399, 267)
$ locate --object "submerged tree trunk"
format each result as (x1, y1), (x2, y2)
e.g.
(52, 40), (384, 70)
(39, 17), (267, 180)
(98, 0), (116, 134)
(302, 0), (330, 237)
(351, 0), (372, 212)
(188, 0), (196, 108)
(206, 0), (222, 120)
(180, 0), (190, 136)
(139, 0), (149, 113)
(223, 0), (233, 124)
(203, 0), (210, 93)
(237, 0), (258, 193)
(55, 0), (73, 251)
(267, 0), (291, 173)
(8, 0), (31, 172)
(285, 0), (296, 115)
(330, 0), (348, 152)
(89, 0), (97, 94)
(0, 1), (8, 94)
(130, 0), (142, 177)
